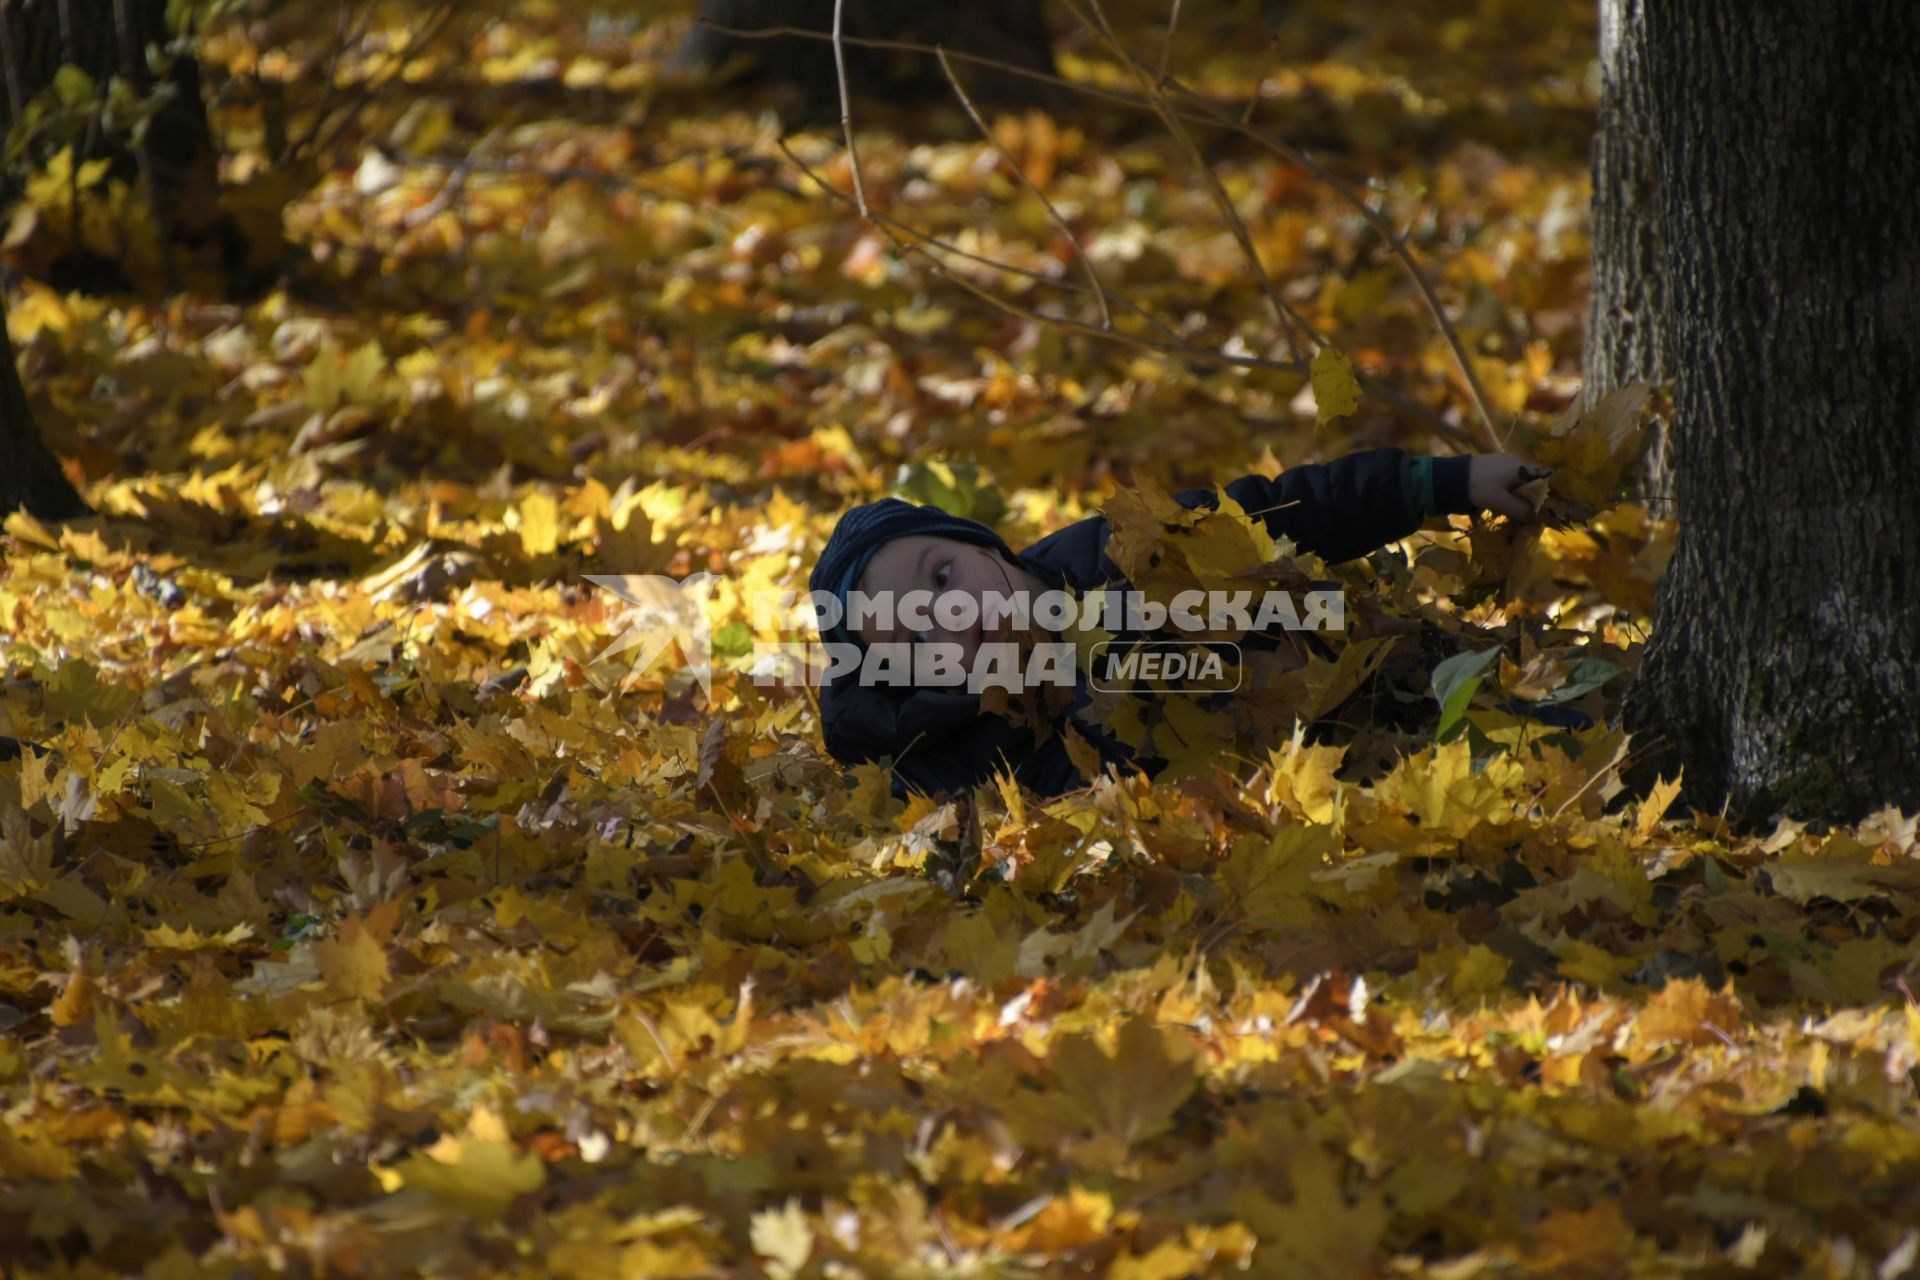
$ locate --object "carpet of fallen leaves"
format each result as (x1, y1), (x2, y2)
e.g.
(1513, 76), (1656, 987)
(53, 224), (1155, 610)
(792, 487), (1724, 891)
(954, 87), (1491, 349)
(5, 1), (1920, 1277)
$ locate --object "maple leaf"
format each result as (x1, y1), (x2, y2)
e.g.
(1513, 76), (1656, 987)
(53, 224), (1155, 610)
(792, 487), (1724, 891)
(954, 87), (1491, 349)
(750, 1198), (816, 1274)
(1048, 1012), (1199, 1145)
(1229, 1143), (1388, 1280)
(1222, 824), (1340, 931)
(383, 1106), (546, 1217)
(1310, 345), (1362, 427)
(313, 914), (391, 1004)
(1634, 977), (1746, 1048)
(1530, 381), (1653, 510)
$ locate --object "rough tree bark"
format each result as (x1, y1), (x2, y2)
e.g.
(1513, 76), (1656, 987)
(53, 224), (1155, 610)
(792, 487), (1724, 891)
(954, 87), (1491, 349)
(1622, 2), (1920, 826)
(1583, 0), (1671, 502)
(671, 0), (1060, 113)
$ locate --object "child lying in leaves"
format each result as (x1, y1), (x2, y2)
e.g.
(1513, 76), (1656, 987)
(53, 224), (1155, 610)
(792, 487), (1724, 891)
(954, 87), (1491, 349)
(809, 448), (1551, 800)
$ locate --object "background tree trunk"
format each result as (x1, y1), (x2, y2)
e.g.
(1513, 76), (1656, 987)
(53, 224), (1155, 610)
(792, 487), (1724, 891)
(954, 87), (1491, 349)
(0, 0), (222, 519)
(0, 0), (228, 293)
(0, 315), (86, 519)
(1622, 1), (1920, 827)
(1583, 0), (1671, 503)
(672, 0), (1060, 113)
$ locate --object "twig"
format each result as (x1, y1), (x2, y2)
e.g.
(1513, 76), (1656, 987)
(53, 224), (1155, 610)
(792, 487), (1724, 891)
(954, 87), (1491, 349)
(710, 19), (1507, 451)
(1075, 0), (1502, 448)
(1067, 0), (1310, 362)
(1159, 0), (1184, 83)
(783, 139), (1178, 341)
(791, 130), (1459, 444)
(305, 0), (459, 163)
(829, 9), (1124, 349)
(782, 139), (1305, 380)
(930, 1205), (963, 1264)
(1159, 80), (1508, 451)
(1548, 736), (1633, 821)
(1241, 40), (1277, 126)
(285, 0), (378, 163)
(1354, 378), (1480, 452)
(626, 1006), (679, 1074)
(401, 124), (504, 229)
(697, 20), (1166, 115)
(831, 0), (868, 217)
(0, 11), (24, 127)
(937, 46), (1111, 330)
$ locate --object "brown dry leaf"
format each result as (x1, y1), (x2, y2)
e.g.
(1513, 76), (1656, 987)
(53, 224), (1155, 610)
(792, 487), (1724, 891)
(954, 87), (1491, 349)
(1634, 978), (1745, 1048)
(314, 915), (391, 1003)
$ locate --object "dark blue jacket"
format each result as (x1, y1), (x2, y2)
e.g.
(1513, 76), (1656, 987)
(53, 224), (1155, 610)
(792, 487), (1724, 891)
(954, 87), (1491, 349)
(821, 448), (1474, 800)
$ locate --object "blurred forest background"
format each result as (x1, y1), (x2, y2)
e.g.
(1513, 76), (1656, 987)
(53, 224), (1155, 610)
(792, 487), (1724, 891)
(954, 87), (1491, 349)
(1, 0), (1601, 515)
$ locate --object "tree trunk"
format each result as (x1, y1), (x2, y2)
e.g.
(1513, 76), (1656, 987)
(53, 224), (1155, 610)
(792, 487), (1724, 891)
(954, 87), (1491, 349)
(1621, 2), (1920, 827)
(0, 315), (87, 520)
(0, 0), (228, 294)
(672, 0), (1060, 114)
(0, 0), (224, 520)
(1582, 0), (1671, 503)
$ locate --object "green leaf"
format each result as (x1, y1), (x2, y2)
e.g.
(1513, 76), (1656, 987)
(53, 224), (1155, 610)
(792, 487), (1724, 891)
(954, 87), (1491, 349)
(278, 912), (324, 950)
(296, 779), (364, 820)
(893, 458), (1007, 526)
(712, 620), (754, 658)
(1465, 720), (1502, 768)
(1534, 658), (1623, 706)
(53, 65), (97, 109)
(405, 808), (500, 848)
(1432, 646), (1500, 743)
(1703, 859), (1731, 896)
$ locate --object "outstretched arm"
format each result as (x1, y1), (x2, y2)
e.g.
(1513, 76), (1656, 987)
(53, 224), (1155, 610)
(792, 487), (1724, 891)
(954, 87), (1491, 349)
(1176, 448), (1544, 563)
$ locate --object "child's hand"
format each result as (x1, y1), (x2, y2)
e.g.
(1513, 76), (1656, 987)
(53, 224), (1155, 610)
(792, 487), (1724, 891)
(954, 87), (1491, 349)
(1468, 453), (1553, 520)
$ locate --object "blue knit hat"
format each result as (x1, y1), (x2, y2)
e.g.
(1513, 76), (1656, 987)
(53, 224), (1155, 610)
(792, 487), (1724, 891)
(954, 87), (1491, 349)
(809, 498), (1018, 650)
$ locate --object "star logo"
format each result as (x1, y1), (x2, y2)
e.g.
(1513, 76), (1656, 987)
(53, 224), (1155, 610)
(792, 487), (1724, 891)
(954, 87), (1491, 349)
(585, 573), (716, 698)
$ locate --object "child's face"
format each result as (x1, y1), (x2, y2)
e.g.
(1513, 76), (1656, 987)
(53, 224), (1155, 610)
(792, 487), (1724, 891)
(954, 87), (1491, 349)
(851, 534), (1024, 670)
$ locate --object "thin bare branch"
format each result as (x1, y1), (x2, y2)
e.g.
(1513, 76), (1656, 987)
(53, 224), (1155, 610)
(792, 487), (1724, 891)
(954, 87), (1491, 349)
(1158, 80), (1508, 451)
(305, 0), (458, 164)
(831, 0), (869, 217)
(721, 16), (1497, 450)
(0, 11), (25, 127)
(401, 125), (500, 230)
(1351, 379), (1481, 452)
(696, 20), (1152, 112)
(778, 138), (1180, 341)
(1159, 0), (1184, 82)
(936, 46), (1111, 330)
(286, 0), (377, 163)
(699, 19), (1510, 452)
(1064, 0), (1310, 362)
(1241, 48), (1273, 125)
(781, 139), (1305, 380)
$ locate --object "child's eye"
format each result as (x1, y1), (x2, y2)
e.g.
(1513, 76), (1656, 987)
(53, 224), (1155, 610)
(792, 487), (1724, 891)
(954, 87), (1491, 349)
(934, 563), (952, 588)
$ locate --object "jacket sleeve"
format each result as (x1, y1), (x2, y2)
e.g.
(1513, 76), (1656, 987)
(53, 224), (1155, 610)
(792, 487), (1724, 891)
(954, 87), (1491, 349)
(819, 661), (1146, 800)
(819, 677), (1034, 799)
(1173, 448), (1473, 564)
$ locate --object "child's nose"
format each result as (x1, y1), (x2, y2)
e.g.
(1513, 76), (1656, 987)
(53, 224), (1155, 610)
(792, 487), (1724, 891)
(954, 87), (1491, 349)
(934, 591), (977, 640)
